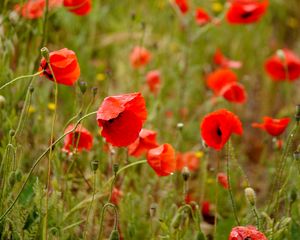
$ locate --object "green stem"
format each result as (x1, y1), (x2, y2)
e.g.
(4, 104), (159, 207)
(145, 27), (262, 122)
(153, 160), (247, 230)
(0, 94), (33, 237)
(97, 203), (119, 240)
(226, 142), (240, 225)
(0, 111), (97, 222)
(0, 71), (42, 91)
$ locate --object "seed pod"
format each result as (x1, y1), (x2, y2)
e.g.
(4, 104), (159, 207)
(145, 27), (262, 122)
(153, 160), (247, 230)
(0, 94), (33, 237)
(9, 129), (15, 137)
(177, 122), (184, 130)
(29, 85), (34, 93)
(149, 203), (158, 218)
(245, 187), (256, 206)
(295, 105), (300, 122)
(113, 163), (119, 175)
(92, 87), (98, 96)
(109, 230), (120, 240)
(0, 95), (6, 108)
(41, 47), (50, 62)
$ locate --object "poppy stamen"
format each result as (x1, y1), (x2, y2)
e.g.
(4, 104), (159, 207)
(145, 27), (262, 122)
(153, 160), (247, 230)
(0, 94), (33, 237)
(217, 127), (222, 137)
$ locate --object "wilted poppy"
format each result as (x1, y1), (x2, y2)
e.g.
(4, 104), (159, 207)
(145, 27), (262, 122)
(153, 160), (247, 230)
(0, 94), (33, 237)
(128, 129), (159, 157)
(206, 68), (237, 95)
(226, 0), (268, 24)
(63, 0), (91, 16)
(176, 152), (200, 171)
(174, 0), (189, 14)
(39, 48), (80, 86)
(97, 92), (147, 147)
(147, 143), (176, 176)
(195, 8), (211, 25)
(213, 49), (242, 69)
(110, 188), (123, 205)
(63, 124), (93, 153)
(146, 70), (161, 94)
(252, 117), (290, 136)
(229, 226), (267, 240)
(130, 47), (151, 69)
(217, 172), (229, 189)
(200, 109), (243, 150)
(264, 49), (300, 81)
(219, 82), (247, 104)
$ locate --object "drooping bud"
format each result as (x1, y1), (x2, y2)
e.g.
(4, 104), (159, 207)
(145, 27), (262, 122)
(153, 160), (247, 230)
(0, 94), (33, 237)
(171, 211), (184, 229)
(182, 166), (190, 182)
(245, 187), (256, 206)
(41, 47), (50, 62)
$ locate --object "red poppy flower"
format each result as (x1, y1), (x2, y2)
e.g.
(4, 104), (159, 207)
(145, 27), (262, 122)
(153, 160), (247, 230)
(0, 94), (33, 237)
(195, 8), (211, 25)
(200, 109), (243, 150)
(219, 82), (247, 104)
(226, 0), (268, 24)
(252, 117), (290, 136)
(174, 0), (189, 14)
(146, 70), (161, 94)
(97, 92), (147, 147)
(16, 0), (45, 19)
(130, 47), (151, 69)
(63, 124), (93, 153)
(147, 143), (176, 177)
(229, 226), (267, 240)
(264, 49), (300, 81)
(39, 48), (80, 86)
(176, 152), (200, 171)
(213, 49), (242, 69)
(217, 172), (229, 189)
(63, 0), (91, 16)
(128, 129), (159, 157)
(110, 187), (123, 205)
(206, 68), (238, 95)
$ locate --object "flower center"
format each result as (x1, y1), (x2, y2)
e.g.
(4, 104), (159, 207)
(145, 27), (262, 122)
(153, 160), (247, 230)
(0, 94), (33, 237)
(241, 11), (253, 19)
(217, 127), (222, 137)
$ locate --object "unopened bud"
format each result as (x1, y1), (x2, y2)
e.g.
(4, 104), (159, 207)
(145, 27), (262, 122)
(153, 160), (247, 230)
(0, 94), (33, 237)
(113, 163), (119, 175)
(29, 85), (34, 93)
(171, 212), (184, 229)
(294, 151), (300, 161)
(41, 47), (50, 62)
(91, 160), (99, 172)
(92, 87), (98, 96)
(290, 188), (297, 203)
(9, 129), (15, 137)
(245, 187), (256, 206)
(177, 122), (184, 130)
(149, 203), (158, 218)
(182, 167), (190, 182)
(78, 81), (87, 95)
(109, 230), (120, 240)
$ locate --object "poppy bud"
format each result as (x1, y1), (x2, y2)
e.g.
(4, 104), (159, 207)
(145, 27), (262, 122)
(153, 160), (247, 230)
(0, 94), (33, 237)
(149, 203), (157, 218)
(113, 163), (119, 175)
(177, 122), (184, 130)
(92, 87), (98, 96)
(293, 151), (300, 161)
(276, 49), (285, 61)
(130, 12), (136, 21)
(78, 81), (88, 95)
(0, 95), (5, 108)
(182, 166), (190, 181)
(295, 104), (300, 122)
(29, 85), (34, 93)
(109, 230), (120, 240)
(91, 160), (99, 172)
(245, 187), (256, 206)
(9, 129), (15, 137)
(40, 47), (50, 62)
